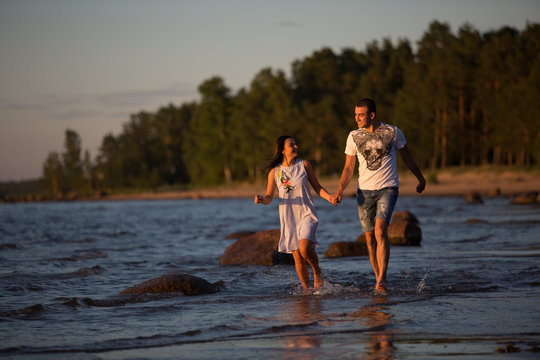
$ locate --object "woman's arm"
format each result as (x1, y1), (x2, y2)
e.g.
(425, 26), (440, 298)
(304, 160), (334, 204)
(254, 168), (276, 204)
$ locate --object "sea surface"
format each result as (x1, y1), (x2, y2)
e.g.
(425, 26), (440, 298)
(1, 194), (539, 359)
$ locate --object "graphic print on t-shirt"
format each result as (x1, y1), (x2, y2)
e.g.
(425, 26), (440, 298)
(352, 126), (397, 170)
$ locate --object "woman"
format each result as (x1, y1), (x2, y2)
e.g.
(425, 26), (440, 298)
(255, 135), (336, 290)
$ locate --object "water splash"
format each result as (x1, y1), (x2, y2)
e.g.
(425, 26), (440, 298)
(416, 269), (431, 294)
(287, 277), (351, 296)
(312, 280), (345, 296)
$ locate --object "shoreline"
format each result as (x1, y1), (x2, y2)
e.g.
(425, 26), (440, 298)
(103, 169), (540, 201)
(2, 168), (539, 202)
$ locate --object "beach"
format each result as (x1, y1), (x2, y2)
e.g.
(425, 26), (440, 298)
(104, 168), (540, 201)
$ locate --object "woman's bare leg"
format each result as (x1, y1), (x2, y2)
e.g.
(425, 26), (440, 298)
(299, 239), (322, 289)
(292, 250), (310, 289)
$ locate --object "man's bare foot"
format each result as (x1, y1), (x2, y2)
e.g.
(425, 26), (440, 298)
(374, 282), (386, 295)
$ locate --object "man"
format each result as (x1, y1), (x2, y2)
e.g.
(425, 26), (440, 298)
(331, 98), (425, 293)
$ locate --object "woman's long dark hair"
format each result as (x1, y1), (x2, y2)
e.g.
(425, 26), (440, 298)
(263, 135), (293, 173)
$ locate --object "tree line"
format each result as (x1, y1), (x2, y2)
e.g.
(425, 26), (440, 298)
(41, 21), (540, 198)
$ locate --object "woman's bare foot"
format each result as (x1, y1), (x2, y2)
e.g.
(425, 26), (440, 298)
(314, 272), (323, 290)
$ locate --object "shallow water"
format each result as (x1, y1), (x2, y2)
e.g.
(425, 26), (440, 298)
(1, 195), (539, 359)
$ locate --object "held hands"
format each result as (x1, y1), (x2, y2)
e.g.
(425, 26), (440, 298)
(328, 192), (342, 206)
(257, 192), (343, 206)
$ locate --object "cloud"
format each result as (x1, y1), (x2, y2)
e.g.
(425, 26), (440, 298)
(54, 109), (103, 121)
(5, 103), (47, 112)
(0, 82), (199, 122)
(1, 94), (88, 115)
(94, 83), (198, 109)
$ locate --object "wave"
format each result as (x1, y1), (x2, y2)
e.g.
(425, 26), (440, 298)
(269, 321), (319, 332)
(47, 250), (107, 262)
(2, 293), (188, 320)
(102, 230), (135, 238)
(60, 265), (105, 278)
(61, 296), (159, 308)
(0, 265), (104, 285)
(0, 316), (380, 355)
(40, 234), (98, 244)
(0, 304), (45, 318)
(62, 293), (188, 308)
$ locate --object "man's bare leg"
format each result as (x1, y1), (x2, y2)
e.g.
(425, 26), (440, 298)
(374, 218), (390, 287)
(364, 231), (380, 281)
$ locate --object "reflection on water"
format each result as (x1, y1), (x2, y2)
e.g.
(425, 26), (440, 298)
(365, 301), (395, 360)
(278, 294), (396, 360)
(350, 296), (395, 360)
(281, 296), (323, 359)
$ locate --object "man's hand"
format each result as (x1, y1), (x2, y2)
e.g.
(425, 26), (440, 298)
(329, 192), (342, 205)
(416, 179), (426, 193)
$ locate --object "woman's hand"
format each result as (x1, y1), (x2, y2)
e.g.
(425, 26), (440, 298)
(328, 194), (339, 206)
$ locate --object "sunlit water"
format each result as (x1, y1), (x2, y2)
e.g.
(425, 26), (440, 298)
(1, 195), (539, 359)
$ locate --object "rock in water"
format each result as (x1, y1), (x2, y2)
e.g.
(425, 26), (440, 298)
(387, 221), (422, 246)
(391, 210), (419, 224)
(510, 192), (538, 205)
(119, 274), (219, 296)
(465, 191), (484, 204)
(219, 229), (294, 266)
(225, 231), (255, 239)
(356, 210), (423, 246)
(324, 241), (368, 258)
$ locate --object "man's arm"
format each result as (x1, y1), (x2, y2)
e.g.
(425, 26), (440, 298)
(332, 154), (356, 203)
(398, 145), (426, 193)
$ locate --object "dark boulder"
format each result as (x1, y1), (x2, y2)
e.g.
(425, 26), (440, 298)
(219, 229), (294, 266)
(387, 221), (422, 245)
(510, 192), (538, 205)
(466, 191), (484, 204)
(355, 211), (422, 246)
(225, 231), (256, 240)
(391, 210), (419, 224)
(324, 241), (368, 258)
(119, 273), (219, 296)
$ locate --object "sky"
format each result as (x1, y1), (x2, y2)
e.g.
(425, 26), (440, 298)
(1, 0), (539, 181)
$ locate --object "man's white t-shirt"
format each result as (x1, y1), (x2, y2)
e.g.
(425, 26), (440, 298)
(344, 123), (406, 190)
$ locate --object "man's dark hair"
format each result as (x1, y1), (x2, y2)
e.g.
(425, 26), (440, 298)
(356, 98), (376, 114)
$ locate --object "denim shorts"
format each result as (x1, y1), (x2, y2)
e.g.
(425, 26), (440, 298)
(356, 187), (399, 232)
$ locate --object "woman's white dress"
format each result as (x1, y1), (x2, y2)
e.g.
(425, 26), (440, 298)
(275, 160), (319, 253)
